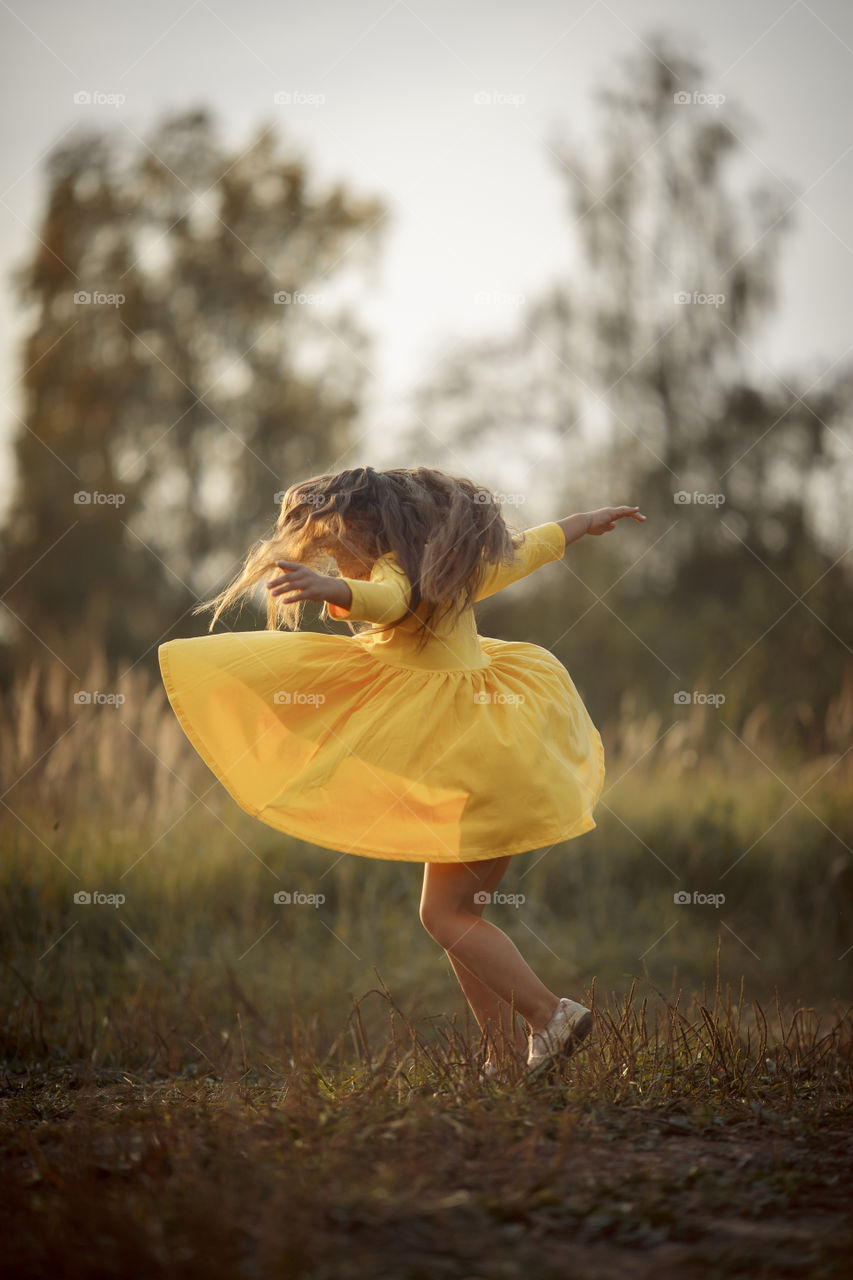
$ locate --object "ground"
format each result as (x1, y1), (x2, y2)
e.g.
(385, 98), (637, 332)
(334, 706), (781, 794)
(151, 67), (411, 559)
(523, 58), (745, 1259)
(2, 1058), (851, 1279)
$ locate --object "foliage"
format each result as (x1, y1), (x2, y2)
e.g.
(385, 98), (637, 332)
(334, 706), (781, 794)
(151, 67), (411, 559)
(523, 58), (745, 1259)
(1, 108), (387, 677)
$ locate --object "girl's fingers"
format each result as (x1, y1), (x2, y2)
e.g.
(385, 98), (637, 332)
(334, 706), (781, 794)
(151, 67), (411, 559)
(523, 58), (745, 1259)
(267, 565), (308, 588)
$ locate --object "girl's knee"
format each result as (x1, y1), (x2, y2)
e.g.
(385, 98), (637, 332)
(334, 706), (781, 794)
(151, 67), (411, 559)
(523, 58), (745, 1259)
(419, 898), (448, 945)
(419, 860), (493, 946)
(419, 900), (469, 949)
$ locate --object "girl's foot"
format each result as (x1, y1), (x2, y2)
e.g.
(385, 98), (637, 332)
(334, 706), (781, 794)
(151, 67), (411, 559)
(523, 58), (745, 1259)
(526, 997), (594, 1077)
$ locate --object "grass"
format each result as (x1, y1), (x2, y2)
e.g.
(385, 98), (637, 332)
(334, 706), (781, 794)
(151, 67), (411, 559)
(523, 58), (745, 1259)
(2, 972), (851, 1278)
(1, 652), (852, 1277)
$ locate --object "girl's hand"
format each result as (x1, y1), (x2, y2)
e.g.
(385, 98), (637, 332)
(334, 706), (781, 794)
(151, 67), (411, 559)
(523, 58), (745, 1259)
(267, 560), (354, 612)
(586, 506), (646, 536)
(267, 560), (333, 603)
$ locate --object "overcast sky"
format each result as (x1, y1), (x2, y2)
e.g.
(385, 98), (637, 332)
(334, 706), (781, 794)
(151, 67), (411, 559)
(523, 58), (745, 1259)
(1, 0), (851, 512)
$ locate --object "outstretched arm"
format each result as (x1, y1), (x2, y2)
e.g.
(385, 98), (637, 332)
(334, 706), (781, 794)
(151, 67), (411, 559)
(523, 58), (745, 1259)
(474, 509), (646, 603)
(268, 507), (647, 616)
(267, 555), (411, 623)
(557, 506), (646, 547)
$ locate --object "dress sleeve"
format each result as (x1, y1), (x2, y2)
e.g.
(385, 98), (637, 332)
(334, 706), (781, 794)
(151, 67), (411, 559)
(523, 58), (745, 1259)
(326, 553), (413, 624)
(473, 522), (567, 602)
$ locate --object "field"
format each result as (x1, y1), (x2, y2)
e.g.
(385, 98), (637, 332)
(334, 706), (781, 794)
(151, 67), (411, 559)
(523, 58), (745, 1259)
(1, 654), (852, 1278)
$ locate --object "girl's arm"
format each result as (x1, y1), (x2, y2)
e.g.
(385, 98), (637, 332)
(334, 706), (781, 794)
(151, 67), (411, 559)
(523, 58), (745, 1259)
(269, 506), (646, 616)
(474, 508), (646, 603)
(473, 523), (567, 602)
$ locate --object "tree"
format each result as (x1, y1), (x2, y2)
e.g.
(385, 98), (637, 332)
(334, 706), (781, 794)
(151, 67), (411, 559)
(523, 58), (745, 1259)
(401, 37), (853, 748)
(1, 108), (387, 677)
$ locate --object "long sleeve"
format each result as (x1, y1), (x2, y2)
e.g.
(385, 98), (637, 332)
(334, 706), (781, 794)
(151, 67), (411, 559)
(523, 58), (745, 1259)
(473, 522), (567, 602)
(326, 553), (412, 624)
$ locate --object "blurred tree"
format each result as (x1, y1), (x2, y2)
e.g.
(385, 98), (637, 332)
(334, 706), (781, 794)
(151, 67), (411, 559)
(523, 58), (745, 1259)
(0, 108), (387, 678)
(404, 37), (853, 750)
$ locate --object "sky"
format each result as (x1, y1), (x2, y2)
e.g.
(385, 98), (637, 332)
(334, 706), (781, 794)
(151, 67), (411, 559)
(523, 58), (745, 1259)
(1, 0), (851, 514)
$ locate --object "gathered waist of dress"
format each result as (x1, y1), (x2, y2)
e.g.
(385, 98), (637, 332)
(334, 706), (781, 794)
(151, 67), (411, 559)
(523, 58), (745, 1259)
(351, 610), (491, 672)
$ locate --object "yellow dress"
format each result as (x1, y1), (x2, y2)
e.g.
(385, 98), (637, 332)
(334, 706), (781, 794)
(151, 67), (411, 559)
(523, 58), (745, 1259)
(157, 521), (604, 863)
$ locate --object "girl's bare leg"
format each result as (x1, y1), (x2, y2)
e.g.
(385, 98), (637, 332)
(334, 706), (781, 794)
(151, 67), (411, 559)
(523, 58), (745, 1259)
(440, 857), (528, 1064)
(419, 857), (560, 1053)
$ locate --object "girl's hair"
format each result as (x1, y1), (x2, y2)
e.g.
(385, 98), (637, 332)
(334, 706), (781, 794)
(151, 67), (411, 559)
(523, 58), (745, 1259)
(195, 466), (524, 651)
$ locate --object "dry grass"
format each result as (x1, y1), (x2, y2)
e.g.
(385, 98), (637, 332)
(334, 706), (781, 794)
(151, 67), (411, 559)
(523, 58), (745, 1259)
(2, 971), (852, 1279)
(2, 652), (852, 1277)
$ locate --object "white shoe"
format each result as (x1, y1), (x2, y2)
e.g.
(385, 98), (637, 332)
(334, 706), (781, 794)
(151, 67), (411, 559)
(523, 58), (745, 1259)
(526, 997), (594, 1077)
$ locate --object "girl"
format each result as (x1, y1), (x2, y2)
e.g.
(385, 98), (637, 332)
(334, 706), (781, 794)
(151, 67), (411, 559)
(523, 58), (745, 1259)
(158, 466), (645, 1080)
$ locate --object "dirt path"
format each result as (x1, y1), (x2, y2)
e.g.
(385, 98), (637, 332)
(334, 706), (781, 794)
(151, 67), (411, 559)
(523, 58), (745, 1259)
(2, 1065), (852, 1279)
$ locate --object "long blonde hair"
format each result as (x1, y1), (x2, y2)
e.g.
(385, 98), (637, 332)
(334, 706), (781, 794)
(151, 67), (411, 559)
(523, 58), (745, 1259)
(195, 466), (523, 651)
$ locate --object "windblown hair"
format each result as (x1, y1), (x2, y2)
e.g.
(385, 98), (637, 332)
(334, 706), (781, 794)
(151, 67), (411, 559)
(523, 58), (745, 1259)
(196, 466), (525, 652)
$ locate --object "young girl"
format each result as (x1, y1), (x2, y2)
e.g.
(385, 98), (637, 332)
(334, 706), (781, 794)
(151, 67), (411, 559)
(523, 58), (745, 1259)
(158, 466), (645, 1080)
